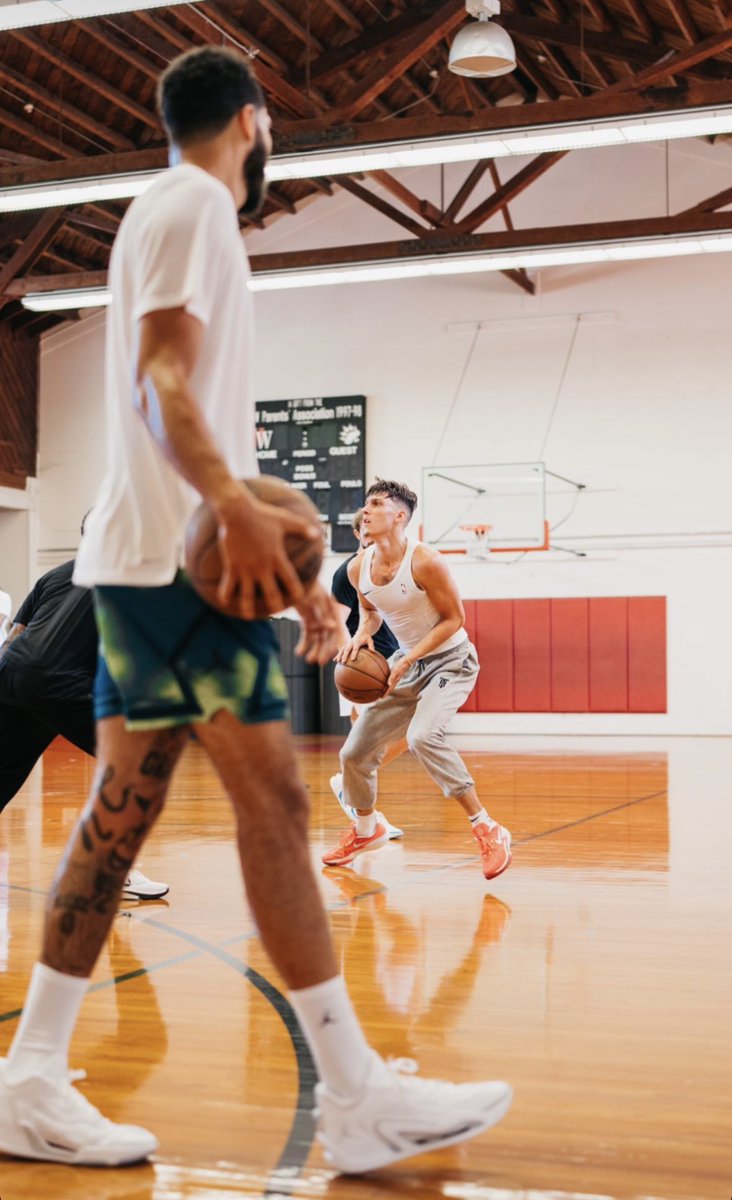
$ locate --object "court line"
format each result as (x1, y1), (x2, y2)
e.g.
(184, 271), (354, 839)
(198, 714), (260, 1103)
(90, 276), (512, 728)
(0, 784), (667, 1192)
(141, 917), (318, 1192)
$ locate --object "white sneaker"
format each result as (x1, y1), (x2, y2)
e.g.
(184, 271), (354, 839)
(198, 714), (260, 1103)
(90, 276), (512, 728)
(121, 868), (169, 900)
(315, 1052), (512, 1174)
(0, 1060), (158, 1165)
(329, 775), (404, 840)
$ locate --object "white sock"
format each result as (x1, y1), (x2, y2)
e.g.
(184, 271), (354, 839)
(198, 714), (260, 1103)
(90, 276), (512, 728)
(356, 811), (377, 837)
(469, 808), (493, 829)
(289, 975), (375, 1097)
(5, 962), (89, 1084)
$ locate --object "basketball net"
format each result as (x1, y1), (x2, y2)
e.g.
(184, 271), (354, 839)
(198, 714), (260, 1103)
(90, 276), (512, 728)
(459, 523), (492, 561)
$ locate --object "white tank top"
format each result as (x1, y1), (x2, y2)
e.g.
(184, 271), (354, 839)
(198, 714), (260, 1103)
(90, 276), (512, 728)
(358, 539), (468, 656)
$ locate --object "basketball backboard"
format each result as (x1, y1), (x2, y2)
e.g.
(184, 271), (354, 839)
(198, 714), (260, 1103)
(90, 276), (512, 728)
(421, 462), (547, 552)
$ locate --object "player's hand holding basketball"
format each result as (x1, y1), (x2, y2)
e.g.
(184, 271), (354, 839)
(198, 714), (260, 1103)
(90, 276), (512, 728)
(335, 632), (375, 664)
(385, 653), (412, 696)
(295, 583), (340, 665)
(216, 487), (320, 619)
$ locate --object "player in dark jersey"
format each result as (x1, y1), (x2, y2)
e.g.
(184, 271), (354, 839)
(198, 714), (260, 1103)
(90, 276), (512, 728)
(0, 557), (167, 899)
(330, 509), (407, 839)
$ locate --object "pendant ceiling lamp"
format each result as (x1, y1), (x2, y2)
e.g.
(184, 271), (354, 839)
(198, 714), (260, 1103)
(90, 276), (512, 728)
(448, 0), (516, 78)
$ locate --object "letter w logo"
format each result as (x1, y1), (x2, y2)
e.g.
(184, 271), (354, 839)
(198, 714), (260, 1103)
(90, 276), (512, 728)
(256, 427), (273, 450)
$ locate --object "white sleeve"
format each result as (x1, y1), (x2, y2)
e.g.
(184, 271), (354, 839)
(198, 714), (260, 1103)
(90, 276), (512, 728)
(132, 187), (232, 327)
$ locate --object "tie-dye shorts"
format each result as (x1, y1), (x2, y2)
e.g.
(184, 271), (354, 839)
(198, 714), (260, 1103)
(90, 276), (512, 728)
(92, 573), (289, 730)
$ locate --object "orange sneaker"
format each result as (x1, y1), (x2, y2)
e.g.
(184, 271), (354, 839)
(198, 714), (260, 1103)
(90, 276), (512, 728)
(322, 822), (389, 867)
(473, 821), (512, 881)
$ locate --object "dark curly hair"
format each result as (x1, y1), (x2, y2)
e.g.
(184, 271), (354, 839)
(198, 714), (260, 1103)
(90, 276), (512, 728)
(365, 479), (418, 522)
(158, 46), (265, 146)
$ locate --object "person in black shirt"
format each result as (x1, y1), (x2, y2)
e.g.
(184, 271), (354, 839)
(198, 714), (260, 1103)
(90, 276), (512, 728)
(0, 557), (168, 900)
(330, 509), (407, 839)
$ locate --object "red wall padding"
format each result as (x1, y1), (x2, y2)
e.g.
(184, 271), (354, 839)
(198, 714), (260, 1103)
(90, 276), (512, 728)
(460, 596), (666, 714)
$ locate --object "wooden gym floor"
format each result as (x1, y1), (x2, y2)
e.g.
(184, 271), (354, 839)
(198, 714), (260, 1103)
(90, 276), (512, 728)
(1, 734), (730, 1200)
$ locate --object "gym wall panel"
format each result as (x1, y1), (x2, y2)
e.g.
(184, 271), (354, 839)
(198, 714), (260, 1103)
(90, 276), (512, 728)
(628, 596), (667, 712)
(463, 597), (666, 714)
(475, 600), (513, 711)
(551, 598), (590, 711)
(513, 599), (552, 712)
(589, 598), (629, 712)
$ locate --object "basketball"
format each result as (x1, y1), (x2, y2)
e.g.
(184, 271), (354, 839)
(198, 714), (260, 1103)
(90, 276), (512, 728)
(184, 475), (323, 618)
(334, 647), (391, 704)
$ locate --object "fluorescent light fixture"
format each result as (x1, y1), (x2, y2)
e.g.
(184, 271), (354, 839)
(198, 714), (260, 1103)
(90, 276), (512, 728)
(0, 0), (187, 30)
(2, 107), (732, 213)
(23, 287), (111, 311)
(267, 109), (732, 180)
(0, 172), (159, 213)
(21, 234), (732, 309)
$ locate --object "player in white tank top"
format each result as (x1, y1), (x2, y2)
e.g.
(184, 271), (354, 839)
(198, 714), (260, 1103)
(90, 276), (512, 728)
(324, 480), (512, 882)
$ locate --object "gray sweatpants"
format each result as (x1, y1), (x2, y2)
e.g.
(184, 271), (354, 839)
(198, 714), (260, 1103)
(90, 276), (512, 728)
(340, 640), (479, 812)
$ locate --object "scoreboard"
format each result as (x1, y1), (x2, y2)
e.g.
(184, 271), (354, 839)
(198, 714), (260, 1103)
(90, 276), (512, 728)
(255, 396), (366, 552)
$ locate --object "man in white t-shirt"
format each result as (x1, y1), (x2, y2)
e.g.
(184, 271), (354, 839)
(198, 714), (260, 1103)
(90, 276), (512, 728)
(0, 48), (511, 1173)
(323, 479), (512, 881)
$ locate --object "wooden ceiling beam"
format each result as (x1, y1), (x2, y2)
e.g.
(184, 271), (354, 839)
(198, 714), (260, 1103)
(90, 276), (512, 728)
(188, 3), (290, 73)
(172, 5), (320, 119)
(535, 43), (583, 97)
(276, 77), (732, 147)
(513, 46), (560, 99)
(619, 0), (661, 41)
(319, 0), (363, 32)
(335, 177), (432, 237)
(320, 1), (465, 125)
(0, 209), (67, 304)
(87, 19), (169, 79)
(0, 213), (37, 253)
(455, 27), (732, 235)
(245, 209), (732, 269)
(443, 162), (491, 223)
(500, 12), (661, 65)
(681, 184), (732, 212)
(6, 269), (108, 296)
(0, 106), (79, 159)
(369, 171), (444, 226)
(456, 152), (565, 233)
(664, 0), (702, 43)
(11, 31), (160, 130)
(303, 4), (446, 85)
(0, 60), (135, 152)
(133, 9), (190, 53)
(17, 211), (732, 296)
(66, 207), (121, 238)
(486, 161), (534, 294)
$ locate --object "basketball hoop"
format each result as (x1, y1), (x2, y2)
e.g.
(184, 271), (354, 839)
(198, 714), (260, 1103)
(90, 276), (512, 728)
(459, 523), (493, 560)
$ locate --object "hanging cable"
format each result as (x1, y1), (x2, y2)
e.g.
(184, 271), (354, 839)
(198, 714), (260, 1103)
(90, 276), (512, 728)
(431, 324), (482, 466)
(538, 315), (581, 461)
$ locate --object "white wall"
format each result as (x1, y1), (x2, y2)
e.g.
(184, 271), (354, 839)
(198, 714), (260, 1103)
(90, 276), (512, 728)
(37, 144), (732, 737)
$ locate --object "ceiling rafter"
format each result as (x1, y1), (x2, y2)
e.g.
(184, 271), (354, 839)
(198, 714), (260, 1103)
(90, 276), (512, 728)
(0, 60), (135, 152)
(0, 208), (67, 306)
(443, 162), (492, 223)
(455, 25), (732, 236)
(486, 159), (534, 294)
(681, 184), (732, 212)
(335, 176), (433, 237)
(369, 171), (445, 227)
(664, 0), (701, 43)
(13, 210), (732, 298)
(320, 1), (465, 125)
(11, 29), (160, 130)
(501, 12), (658, 66)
